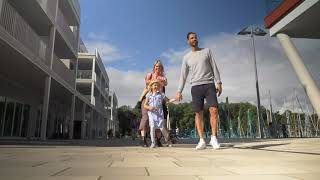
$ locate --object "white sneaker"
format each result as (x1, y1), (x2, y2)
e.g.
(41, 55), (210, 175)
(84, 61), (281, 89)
(195, 140), (206, 150)
(150, 143), (156, 148)
(209, 137), (220, 150)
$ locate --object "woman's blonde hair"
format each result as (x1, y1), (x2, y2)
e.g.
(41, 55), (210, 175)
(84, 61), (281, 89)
(153, 59), (165, 76)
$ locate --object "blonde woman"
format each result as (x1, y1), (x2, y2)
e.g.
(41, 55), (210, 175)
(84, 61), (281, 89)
(139, 59), (168, 147)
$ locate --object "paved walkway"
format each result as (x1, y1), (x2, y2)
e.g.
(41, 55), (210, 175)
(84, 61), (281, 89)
(0, 138), (319, 180)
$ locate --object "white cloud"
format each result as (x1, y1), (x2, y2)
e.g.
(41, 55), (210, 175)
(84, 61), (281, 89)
(87, 32), (108, 40)
(85, 40), (131, 63)
(84, 32), (131, 63)
(107, 67), (148, 107)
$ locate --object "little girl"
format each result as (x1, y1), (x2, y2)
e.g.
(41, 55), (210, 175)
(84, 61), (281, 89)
(144, 80), (175, 148)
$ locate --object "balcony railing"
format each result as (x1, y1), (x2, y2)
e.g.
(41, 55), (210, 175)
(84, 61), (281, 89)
(0, 0), (50, 66)
(56, 8), (77, 54)
(77, 70), (92, 79)
(68, 0), (80, 21)
(52, 54), (75, 87)
(83, 95), (91, 102)
(95, 73), (101, 88)
(36, 0), (57, 23)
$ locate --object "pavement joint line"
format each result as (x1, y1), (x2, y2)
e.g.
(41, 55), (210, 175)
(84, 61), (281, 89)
(172, 161), (182, 167)
(32, 161), (49, 167)
(107, 160), (113, 167)
(50, 167), (71, 176)
(145, 167), (150, 176)
(97, 176), (102, 180)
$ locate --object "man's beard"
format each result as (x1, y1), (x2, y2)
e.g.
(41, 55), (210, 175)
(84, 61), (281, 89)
(191, 41), (198, 47)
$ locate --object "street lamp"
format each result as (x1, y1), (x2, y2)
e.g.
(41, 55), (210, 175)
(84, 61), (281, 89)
(237, 25), (267, 138)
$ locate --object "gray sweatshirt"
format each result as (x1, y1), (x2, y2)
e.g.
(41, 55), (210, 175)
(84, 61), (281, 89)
(178, 48), (221, 93)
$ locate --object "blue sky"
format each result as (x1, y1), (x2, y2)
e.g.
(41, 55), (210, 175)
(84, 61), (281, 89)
(79, 0), (320, 111)
(80, 0), (267, 71)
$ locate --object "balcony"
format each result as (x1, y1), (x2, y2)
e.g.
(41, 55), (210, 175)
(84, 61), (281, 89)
(56, 8), (77, 55)
(36, 0), (57, 23)
(77, 70), (92, 79)
(52, 54), (75, 87)
(0, 0), (50, 66)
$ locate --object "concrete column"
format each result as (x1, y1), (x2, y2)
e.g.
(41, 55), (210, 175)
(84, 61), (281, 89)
(47, 26), (56, 69)
(91, 58), (96, 105)
(81, 102), (86, 139)
(89, 110), (93, 139)
(69, 95), (75, 139)
(40, 76), (51, 140)
(277, 33), (320, 117)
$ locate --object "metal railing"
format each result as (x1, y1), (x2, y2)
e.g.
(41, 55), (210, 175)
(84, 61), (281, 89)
(95, 74), (101, 88)
(0, 0), (50, 66)
(52, 54), (75, 87)
(36, 0), (57, 23)
(83, 95), (91, 101)
(56, 8), (77, 54)
(77, 70), (92, 79)
(68, 0), (80, 21)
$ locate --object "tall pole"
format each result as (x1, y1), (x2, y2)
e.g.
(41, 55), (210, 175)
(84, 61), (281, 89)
(251, 26), (264, 138)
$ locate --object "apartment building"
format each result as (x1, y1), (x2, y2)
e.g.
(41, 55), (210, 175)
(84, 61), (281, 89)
(107, 90), (118, 136)
(77, 45), (110, 139)
(0, 0), (108, 140)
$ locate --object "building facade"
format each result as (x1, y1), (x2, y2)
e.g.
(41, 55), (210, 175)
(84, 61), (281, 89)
(107, 91), (118, 137)
(0, 0), (110, 140)
(77, 46), (110, 139)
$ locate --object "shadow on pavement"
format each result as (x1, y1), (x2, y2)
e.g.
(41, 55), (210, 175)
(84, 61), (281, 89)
(234, 143), (320, 156)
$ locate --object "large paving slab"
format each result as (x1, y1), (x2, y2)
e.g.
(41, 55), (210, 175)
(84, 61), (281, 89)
(0, 138), (319, 180)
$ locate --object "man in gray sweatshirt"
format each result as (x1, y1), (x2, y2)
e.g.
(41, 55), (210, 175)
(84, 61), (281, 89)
(176, 32), (222, 150)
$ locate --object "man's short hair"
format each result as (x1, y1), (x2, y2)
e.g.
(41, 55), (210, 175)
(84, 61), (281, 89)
(187, 32), (197, 39)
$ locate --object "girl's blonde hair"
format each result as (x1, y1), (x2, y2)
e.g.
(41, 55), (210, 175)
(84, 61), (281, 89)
(153, 59), (165, 76)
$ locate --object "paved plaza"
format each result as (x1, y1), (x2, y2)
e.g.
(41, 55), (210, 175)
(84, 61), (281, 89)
(0, 138), (319, 180)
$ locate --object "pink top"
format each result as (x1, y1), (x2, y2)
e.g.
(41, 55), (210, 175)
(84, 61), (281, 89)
(145, 73), (167, 93)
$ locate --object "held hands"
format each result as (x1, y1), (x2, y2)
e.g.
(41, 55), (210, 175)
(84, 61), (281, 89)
(175, 92), (183, 102)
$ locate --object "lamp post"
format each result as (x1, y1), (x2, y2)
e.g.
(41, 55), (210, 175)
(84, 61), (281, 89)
(238, 26), (267, 138)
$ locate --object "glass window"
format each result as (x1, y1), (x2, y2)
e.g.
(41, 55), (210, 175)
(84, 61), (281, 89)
(4, 101), (14, 136)
(13, 103), (23, 136)
(21, 105), (30, 137)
